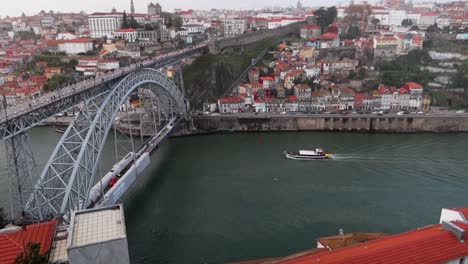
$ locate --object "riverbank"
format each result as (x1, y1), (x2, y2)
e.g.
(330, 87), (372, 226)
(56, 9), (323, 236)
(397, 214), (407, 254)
(190, 114), (468, 133)
(41, 113), (468, 135)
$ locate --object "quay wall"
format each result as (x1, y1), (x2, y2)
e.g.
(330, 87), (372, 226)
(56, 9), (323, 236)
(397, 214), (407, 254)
(209, 22), (305, 54)
(191, 116), (468, 133)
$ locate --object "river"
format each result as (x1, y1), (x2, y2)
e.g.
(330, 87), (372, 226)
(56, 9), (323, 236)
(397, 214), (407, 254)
(2, 129), (468, 264)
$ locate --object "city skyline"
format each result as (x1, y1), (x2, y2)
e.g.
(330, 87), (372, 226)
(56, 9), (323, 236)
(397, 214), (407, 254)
(0, 0), (457, 17)
(2, 0), (310, 17)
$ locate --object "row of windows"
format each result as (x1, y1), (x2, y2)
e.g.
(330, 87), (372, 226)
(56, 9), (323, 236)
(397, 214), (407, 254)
(90, 18), (121, 32)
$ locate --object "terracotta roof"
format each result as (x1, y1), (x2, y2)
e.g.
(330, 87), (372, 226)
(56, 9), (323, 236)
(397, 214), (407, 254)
(399, 87), (410, 94)
(404, 81), (423, 89)
(0, 221), (56, 264)
(60, 38), (92, 44)
(317, 233), (387, 250)
(115, 28), (137, 33)
(279, 222), (468, 264)
(219, 96), (243, 104)
(320, 32), (338, 40)
(260, 76), (275, 81)
(452, 208), (468, 220)
(302, 24), (320, 29)
(179, 10), (193, 15)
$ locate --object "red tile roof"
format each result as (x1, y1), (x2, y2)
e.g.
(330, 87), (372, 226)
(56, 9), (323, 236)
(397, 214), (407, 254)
(115, 28), (137, 33)
(404, 81), (423, 89)
(452, 208), (468, 220)
(278, 222), (468, 264)
(219, 96), (243, 104)
(320, 32), (338, 40)
(0, 221), (56, 264)
(302, 24), (320, 29)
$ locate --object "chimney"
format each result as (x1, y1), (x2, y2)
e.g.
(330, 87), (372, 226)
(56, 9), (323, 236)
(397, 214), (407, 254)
(442, 221), (465, 242)
(339, 228), (344, 236)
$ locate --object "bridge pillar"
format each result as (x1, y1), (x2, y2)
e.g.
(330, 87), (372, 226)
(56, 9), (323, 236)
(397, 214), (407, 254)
(4, 132), (41, 223)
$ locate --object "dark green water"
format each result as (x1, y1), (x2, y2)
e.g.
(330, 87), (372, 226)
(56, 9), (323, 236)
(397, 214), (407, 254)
(2, 130), (468, 264)
(123, 132), (468, 264)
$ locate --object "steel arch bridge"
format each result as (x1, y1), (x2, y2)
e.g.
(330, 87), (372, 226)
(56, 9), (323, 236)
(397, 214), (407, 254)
(24, 68), (187, 220)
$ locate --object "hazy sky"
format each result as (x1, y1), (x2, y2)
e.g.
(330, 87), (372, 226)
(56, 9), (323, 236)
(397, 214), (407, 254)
(0, 0), (454, 17)
(1, 0), (335, 17)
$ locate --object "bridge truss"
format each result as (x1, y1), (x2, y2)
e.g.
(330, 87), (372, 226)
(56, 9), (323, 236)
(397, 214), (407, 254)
(4, 67), (188, 222)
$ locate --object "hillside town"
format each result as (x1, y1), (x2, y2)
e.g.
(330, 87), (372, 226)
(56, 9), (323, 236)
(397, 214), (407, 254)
(215, 0), (468, 114)
(0, 0), (466, 109)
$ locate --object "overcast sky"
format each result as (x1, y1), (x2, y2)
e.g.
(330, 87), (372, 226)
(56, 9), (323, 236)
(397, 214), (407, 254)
(0, 0), (454, 17)
(1, 0), (339, 17)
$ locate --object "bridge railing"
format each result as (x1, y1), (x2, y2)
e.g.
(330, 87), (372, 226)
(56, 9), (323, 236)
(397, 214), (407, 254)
(0, 44), (207, 140)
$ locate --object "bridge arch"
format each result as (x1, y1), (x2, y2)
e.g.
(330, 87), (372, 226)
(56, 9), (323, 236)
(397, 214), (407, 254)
(27, 68), (186, 220)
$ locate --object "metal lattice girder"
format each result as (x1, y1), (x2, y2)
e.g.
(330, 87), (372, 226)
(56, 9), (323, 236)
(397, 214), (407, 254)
(27, 68), (186, 220)
(5, 132), (41, 222)
(0, 46), (206, 141)
(0, 81), (118, 141)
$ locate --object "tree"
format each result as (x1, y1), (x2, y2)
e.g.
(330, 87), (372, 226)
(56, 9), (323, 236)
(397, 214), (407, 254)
(0, 208), (7, 229)
(14, 243), (48, 264)
(172, 15), (182, 30)
(371, 18), (380, 25)
(358, 68), (367, 79)
(343, 24), (361, 39)
(344, 4), (371, 24)
(401, 19), (413, 27)
(451, 63), (468, 103)
(121, 11), (129, 29)
(68, 59), (78, 68)
(348, 70), (357, 79)
(315, 8), (327, 34)
(129, 16), (140, 29)
(315, 7), (337, 34)
(426, 22), (439, 33)
(326, 7), (337, 25)
(144, 23), (154, 30)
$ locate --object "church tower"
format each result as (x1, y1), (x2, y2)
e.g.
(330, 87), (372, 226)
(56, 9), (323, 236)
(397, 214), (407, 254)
(130, 0), (135, 14)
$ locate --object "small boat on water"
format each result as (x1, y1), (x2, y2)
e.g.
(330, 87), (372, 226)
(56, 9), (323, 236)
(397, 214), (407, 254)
(284, 148), (333, 160)
(55, 128), (66, 133)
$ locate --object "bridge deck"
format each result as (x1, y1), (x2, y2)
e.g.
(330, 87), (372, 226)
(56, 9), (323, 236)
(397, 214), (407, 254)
(0, 44), (207, 140)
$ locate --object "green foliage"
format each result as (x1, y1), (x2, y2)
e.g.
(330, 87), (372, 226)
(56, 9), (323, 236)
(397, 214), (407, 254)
(129, 16), (140, 29)
(34, 55), (63, 67)
(342, 24), (361, 39)
(344, 4), (371, 24)
(122, 11), (129, 29)
(329, 75), (339, 83)
(43, 74), (72, 92)
(14, 243), (48, 264)
(451, 62), (468, 101)
(426, 23), (439, 33)
(358, 68), (367, 79)
(68, 59), (78, 68)
(401, 19), (413, 27)
(15, 31), (39, 40)
(161, 12), (173, 27)
(173, 16), (183, 30)
(183, 39), (276, 107)
(144, 23), (154, 30)
(378, 50), (433, 87)
(0, 208), (7, 229)
(348, 70), (357, 79)
(315, 6), (337, 34)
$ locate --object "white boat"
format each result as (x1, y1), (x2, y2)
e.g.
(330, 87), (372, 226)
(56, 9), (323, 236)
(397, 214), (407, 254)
(55, 128), (66, 133)
(284, 148), (333, 160)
